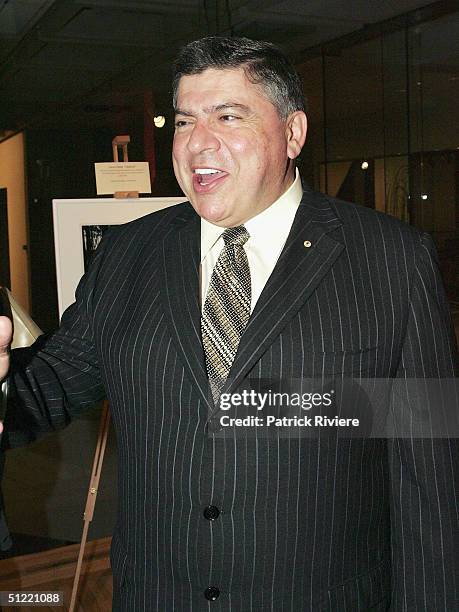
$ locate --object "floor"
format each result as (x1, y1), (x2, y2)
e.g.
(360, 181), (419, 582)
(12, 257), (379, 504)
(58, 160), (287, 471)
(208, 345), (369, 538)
(0, 537), (112, 611)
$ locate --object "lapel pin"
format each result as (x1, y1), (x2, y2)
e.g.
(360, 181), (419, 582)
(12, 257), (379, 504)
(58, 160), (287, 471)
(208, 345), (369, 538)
(303, 240), (312, 248)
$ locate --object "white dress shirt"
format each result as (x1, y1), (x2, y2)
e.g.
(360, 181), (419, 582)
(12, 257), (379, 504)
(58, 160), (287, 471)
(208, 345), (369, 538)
(200, 169), (303, 312)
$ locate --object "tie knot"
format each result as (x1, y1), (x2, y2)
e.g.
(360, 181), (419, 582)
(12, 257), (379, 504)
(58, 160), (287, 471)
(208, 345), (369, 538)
(222, 225), (250, 247)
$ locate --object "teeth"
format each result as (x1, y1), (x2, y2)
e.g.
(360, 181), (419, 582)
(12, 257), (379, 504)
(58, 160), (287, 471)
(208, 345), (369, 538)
(194, 168), (222, 175)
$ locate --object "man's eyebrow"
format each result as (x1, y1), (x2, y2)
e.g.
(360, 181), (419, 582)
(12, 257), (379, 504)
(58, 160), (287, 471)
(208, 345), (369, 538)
(211, 103), (251, 113)
(174, 103), (251, 116)
(174, 108), (194, 117)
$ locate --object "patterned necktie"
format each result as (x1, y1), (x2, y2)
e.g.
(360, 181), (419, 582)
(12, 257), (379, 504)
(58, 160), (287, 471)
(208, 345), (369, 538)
(201, 225), (251, 402)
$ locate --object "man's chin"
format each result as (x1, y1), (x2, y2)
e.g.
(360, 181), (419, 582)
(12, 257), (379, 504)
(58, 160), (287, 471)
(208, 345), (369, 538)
(192, 200), (230, 226)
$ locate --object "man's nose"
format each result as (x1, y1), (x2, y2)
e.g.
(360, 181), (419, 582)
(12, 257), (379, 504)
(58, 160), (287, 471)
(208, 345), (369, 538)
(186, 121), (220, 154)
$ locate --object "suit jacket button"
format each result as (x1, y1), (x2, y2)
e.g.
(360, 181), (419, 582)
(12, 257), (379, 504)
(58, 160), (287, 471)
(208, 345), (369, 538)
(204, 586), (220, 601)
(206, 419), (222, 434)
(203, 505), (220, 520)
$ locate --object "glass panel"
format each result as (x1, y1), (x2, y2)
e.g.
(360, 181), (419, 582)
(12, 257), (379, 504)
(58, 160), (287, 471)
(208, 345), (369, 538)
(323, 38), (384, 163)
(296, 12), (458, 303)
(408, 14), (459, 302)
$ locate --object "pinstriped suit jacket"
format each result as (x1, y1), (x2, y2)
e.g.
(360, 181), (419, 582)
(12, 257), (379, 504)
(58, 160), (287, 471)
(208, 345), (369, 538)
(4, 186), (458, 611)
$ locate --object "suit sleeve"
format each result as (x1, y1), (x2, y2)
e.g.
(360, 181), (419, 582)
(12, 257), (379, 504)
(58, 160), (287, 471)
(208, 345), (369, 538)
(1, 234), (111, 450)
(388, 232), (459, 610)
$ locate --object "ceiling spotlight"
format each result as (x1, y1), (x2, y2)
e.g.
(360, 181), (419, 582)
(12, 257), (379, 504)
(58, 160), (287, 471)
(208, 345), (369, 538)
(361, 161), (369, 170)
(153, 115), (165, 128)
(421, 194), (428, 200)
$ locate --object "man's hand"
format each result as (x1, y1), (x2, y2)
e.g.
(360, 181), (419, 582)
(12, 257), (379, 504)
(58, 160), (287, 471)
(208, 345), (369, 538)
(0, 315), (12, 435)
(0, 315), (12, 382)
(0, 316), (13, 433)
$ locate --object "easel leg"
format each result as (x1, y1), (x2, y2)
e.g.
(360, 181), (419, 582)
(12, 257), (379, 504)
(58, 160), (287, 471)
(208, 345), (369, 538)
(69, 401), (111, 611)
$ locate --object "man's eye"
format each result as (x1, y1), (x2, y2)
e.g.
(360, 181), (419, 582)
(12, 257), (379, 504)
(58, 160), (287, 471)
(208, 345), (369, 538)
(220, 114), (238, 122)
(174, 119), (189, 128)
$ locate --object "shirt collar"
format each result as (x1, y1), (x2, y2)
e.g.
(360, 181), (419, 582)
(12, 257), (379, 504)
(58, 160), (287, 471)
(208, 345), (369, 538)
(200, 169), (303, 262)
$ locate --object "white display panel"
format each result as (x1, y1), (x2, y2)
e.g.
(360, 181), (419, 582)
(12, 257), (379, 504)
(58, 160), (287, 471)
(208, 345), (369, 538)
(53, 197), (185, 317)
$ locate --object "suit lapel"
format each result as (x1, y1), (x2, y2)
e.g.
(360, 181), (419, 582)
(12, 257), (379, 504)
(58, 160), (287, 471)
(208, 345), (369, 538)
(221, 188), (345, 399)
(160, 206), (212, 410)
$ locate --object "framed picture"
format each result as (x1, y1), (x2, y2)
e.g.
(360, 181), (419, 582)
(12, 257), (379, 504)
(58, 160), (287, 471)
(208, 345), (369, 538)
(52, 197), (185, 317)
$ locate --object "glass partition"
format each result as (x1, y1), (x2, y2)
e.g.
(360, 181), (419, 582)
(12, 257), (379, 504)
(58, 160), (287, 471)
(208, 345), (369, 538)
(297, 10), (459, 302)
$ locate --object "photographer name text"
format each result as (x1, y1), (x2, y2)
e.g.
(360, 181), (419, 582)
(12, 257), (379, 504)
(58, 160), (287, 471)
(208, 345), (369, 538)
(219, 415), (360, 428)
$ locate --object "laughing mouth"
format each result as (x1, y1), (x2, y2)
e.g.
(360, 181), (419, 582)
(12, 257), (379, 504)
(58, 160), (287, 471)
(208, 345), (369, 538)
(194, 168), (227, 186)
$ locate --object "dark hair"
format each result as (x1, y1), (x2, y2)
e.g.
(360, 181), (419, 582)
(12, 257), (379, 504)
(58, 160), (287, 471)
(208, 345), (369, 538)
(172, 36), (306, 120)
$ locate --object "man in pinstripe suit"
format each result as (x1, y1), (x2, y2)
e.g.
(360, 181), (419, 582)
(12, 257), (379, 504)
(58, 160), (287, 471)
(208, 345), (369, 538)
(0, 37), (458, 611)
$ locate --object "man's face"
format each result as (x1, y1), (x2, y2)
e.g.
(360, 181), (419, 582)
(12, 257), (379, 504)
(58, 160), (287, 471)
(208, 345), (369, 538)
(172, 67), (305, 227)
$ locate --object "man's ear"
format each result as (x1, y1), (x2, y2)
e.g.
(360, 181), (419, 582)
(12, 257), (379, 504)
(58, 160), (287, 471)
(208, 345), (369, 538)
(286, 111), (307, 160)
